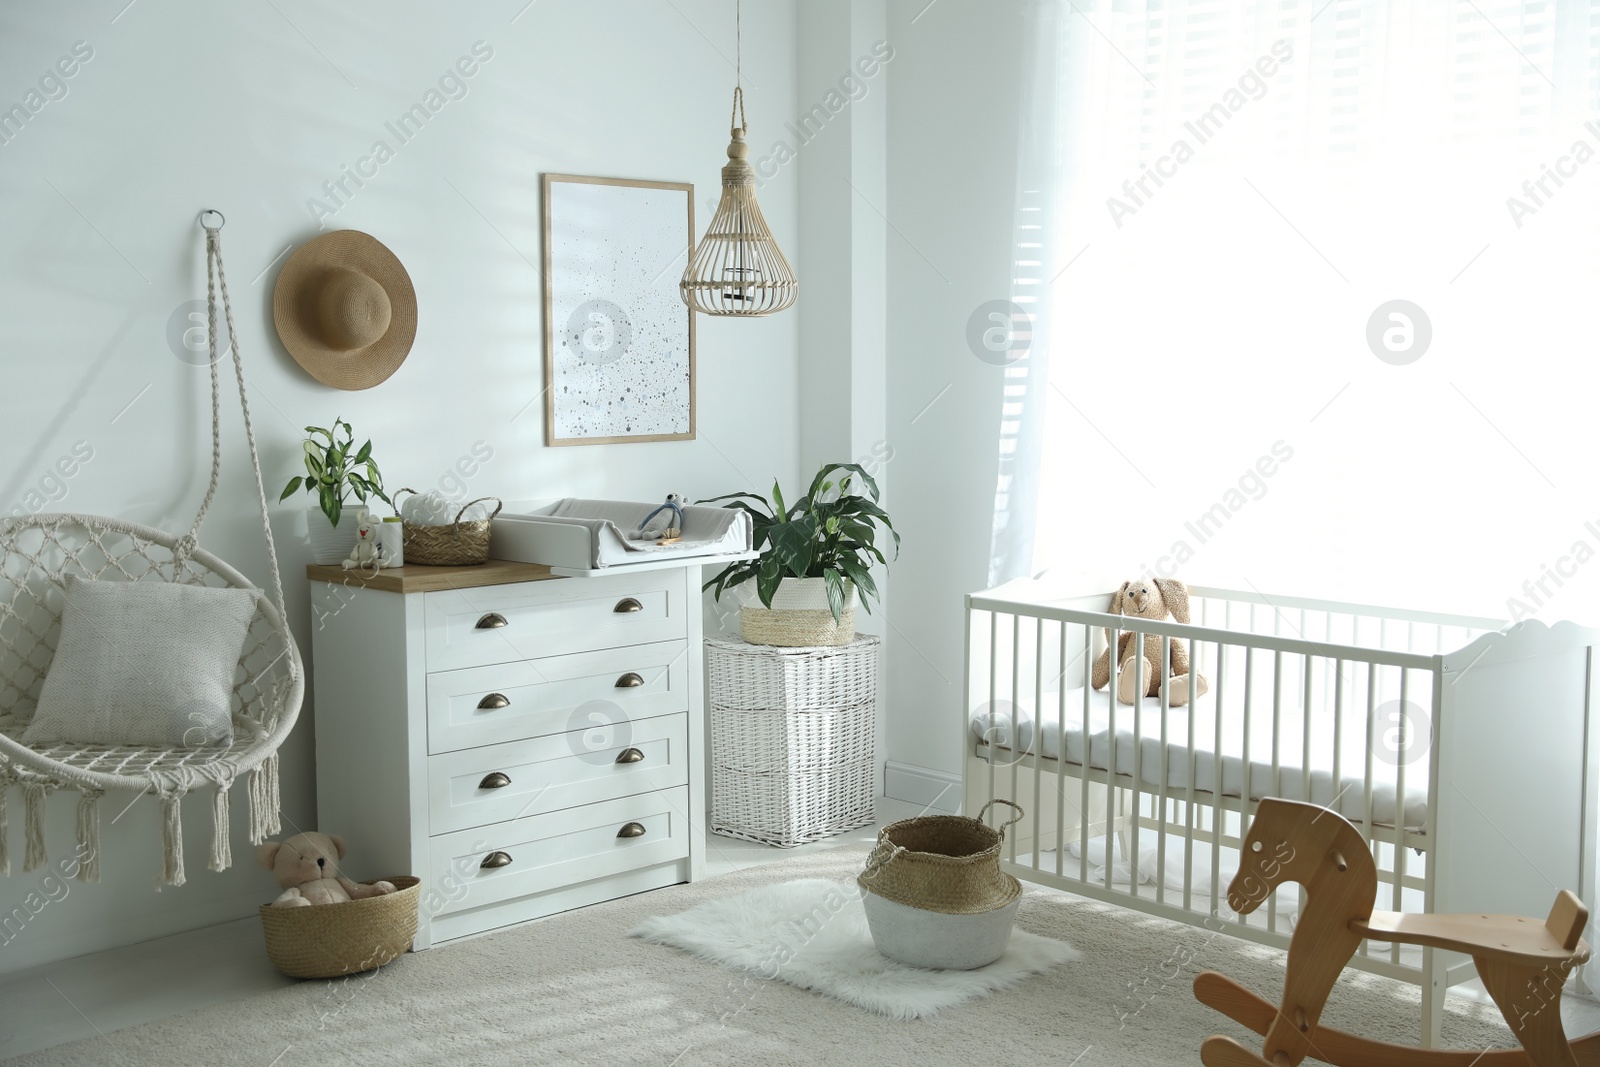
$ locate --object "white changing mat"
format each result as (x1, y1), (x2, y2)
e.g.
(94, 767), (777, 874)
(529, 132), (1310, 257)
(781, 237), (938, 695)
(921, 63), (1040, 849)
(491, 498), (752, 568)
(972, 684), (1428, 831)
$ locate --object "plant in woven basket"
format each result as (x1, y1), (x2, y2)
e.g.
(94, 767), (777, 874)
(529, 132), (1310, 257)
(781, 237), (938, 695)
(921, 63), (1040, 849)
(702, 462), (898, 624)
(279, 417), (390, 528)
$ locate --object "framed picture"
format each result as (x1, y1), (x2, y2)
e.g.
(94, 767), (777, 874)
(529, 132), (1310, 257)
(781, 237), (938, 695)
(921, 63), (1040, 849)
(542, 173), (695, 446)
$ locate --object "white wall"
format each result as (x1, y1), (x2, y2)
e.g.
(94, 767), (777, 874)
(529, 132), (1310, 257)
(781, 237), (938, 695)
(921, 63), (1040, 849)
(880, 0), (1030, 799)
(0, 0), (801, 972)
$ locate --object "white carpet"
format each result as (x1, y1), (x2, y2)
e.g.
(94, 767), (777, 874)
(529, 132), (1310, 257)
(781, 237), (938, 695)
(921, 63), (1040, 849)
(628, 878), (1079, 1019)
(6, 846), (1518, 1067)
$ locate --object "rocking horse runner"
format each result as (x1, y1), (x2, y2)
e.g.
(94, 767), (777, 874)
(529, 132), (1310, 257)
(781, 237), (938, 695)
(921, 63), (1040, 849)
(1194, 798), (1595, 1067)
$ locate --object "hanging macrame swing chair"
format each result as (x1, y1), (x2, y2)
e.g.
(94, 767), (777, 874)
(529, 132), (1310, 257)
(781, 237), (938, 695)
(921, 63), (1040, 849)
(0, 211), (303, 887)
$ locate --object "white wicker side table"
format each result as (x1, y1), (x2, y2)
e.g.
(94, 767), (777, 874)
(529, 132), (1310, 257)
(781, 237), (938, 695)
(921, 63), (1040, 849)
(705, 634), (878, 847)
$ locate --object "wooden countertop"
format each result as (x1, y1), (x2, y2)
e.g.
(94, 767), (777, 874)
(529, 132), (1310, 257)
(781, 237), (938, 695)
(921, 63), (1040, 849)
(305, 558), (559, 593)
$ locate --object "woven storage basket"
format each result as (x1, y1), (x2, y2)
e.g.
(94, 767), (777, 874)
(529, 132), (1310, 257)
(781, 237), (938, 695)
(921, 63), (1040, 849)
(857, 801), (1023, 915)
(259, 876), (421, 979)
(738, 578), (857, 647)
(394, 490), (501, 566)
(707, 636), (878, 847)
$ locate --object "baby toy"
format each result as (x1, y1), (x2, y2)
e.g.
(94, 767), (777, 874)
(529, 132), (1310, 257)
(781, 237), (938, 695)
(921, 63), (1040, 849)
(634, 493), (686, 544)
(1090, 578), (1209, 706)
(257, 831), (396, 907)
(341, 518), (385, 570)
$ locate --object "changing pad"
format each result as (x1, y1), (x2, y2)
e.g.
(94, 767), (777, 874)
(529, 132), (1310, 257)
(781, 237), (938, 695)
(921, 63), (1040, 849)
(489, 498), (753, 569)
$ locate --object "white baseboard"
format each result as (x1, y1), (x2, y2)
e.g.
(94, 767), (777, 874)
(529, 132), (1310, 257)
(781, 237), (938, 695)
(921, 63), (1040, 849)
(883, 760), (961, 813)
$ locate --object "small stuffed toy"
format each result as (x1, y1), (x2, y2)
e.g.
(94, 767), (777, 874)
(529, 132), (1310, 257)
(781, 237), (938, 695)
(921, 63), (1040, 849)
(633, 494), (686, 543)
(1090, 578), (1210, 707)
(257, 831), (396, 907)
(341, 519), (383, 570)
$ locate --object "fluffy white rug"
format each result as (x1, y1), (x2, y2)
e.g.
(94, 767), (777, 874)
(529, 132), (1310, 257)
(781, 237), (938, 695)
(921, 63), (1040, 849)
(628, 878), (1080, 1020)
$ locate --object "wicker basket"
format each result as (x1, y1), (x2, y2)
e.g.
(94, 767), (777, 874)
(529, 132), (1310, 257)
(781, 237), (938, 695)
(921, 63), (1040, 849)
(394, 490), (501, 566)
(259, 876), (421, 979)
(706, 636), (878, 847)
(857, 801), (1023, 915)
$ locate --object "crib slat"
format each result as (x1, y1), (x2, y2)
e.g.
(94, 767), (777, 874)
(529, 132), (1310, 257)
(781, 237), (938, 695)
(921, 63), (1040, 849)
(1081, 624), (1092, 884)
(1393, 667), (1409, 965)
(1010, 613), (1021, 866)
(1056, 622), (1067, 879)
(1210, 640), (1225, 915)
(1131, 628), (1144, 891)
(1269, 649), (1282, 932)
(1361, 660), (1377, 958)
(1033, 616), (1043, 873)
(1107, 623), (1119, 895)
(1157, 634), (1170, 906)
(988, 611), (997, 827)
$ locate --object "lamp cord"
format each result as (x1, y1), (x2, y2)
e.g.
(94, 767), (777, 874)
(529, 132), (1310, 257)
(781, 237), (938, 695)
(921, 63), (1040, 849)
(729, 0), (747, 133)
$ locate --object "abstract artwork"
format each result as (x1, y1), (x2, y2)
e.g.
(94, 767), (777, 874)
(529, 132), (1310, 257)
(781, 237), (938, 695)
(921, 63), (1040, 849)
(542, 173), (695, 445)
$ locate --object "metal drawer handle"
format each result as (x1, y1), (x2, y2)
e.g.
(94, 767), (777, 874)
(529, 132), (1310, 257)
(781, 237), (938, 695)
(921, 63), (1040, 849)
(615, 672), (644, 689)
(616, 822), (647, 839)
(480, 850), (513, 869)
(613, 598), (643, 614)
(475, 612), (508, 629)
(478, 772), (511, 790)
(615, 747), (645, 764)
(477, 693), (511, 710)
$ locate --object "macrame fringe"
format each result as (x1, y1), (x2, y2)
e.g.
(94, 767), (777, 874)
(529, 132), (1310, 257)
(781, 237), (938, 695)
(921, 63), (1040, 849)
(209, 782), (231, 873)
(159, 790), (186, 888)
(22, 782), (50, 872)
(0, 779), (10, 877)
(75, 790), (102, 883)
(248, 753), (280, 843)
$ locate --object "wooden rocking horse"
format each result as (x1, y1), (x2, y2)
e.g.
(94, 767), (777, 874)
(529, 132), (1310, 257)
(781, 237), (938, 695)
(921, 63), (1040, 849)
(1194, 798), (1596, 1067)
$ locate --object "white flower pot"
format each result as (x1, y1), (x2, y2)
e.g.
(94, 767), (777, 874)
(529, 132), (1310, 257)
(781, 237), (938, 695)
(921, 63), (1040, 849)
(738, 576), (858, 647)
(307, 505), (369, 566)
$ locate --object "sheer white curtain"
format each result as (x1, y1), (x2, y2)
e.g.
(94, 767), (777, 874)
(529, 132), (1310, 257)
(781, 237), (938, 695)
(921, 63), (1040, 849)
(1006, 0), (1600, 620)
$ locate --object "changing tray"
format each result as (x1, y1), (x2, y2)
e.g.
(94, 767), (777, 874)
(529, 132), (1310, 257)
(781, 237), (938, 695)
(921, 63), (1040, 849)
(489, 498), (754, 573)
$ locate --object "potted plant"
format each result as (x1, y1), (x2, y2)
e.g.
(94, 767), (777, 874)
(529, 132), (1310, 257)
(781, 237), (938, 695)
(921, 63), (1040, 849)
(703, 462), (898, 646)
(280, 418), (390, 565)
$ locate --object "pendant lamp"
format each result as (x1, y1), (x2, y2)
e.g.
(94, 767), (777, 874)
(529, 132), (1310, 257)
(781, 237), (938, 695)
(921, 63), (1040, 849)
(680, 0), (797, 316)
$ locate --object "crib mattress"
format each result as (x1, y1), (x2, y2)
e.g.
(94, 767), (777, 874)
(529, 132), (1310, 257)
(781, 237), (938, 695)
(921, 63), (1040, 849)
(971, 684), (1428, 831)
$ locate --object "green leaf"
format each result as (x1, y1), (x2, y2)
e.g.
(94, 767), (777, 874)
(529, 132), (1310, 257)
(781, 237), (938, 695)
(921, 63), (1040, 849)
(756, 555), (783, 607)
(769, 516), (818, 579)
(355, 440), (372, 464)
(771, 480), (786, 517)
(279, 476), (304, 502)
(839, 556), (878, 606)
(823, 571), (846, 624)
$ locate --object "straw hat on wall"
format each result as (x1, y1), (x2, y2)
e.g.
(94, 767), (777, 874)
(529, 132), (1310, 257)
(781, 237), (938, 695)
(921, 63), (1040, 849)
(272, 230), (417, 390)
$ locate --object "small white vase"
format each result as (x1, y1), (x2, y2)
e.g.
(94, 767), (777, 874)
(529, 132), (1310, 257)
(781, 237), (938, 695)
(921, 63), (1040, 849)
(738, 576), (858, 647)
(307, 505), (369, 566)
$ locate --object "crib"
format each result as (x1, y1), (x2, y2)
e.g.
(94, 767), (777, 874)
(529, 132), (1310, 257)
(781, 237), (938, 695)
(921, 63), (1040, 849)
(963, 575), (1600, 1047)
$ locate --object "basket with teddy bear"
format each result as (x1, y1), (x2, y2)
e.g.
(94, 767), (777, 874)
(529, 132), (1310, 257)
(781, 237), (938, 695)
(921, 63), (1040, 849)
(257, 831), (421, 979)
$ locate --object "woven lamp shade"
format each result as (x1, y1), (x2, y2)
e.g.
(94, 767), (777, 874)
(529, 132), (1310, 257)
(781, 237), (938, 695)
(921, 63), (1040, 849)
(680, 91), (797, 317)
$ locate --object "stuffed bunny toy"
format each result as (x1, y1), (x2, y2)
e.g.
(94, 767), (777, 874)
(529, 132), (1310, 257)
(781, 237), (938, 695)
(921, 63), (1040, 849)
(341, 519), (383, 570)
(258, 831), (396, 907)
(1090, 578), (1209, 707)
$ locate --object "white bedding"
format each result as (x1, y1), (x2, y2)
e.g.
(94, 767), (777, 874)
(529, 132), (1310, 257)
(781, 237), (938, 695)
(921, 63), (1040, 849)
(971, 683), (1428, 831)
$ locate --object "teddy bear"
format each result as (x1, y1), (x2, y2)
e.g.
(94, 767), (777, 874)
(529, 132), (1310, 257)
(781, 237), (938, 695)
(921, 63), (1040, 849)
(341, 519), (383, 570)
(1090, 578), (1209, 707)
(257, 831), (396, 907)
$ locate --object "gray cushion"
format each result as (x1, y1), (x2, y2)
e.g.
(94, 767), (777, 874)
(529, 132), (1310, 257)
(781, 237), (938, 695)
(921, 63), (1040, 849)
(22, 577), (258, 748)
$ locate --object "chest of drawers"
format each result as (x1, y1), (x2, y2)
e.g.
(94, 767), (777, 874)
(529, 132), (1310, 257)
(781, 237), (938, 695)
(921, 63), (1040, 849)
(307, 559), (709, 949)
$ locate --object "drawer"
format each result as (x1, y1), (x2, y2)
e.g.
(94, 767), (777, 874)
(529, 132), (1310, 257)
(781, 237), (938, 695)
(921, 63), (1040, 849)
(426, 641), (689, 754)
(424, 570), (686, 672)
(428, 788), (691, 916)
(427, 713), (689, 833)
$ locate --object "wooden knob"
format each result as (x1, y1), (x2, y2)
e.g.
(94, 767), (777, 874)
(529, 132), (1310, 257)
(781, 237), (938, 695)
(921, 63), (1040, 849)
(479, 851), (512, 869)
(478, 772), (511, 789)
(613, 598), (643, 614)
(477, 693), (511, 710)
(616, 822), (646, 839)
(475, 612), (508, 629)
(615, 747), (645, 764)
(615, 672), (645, 688)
